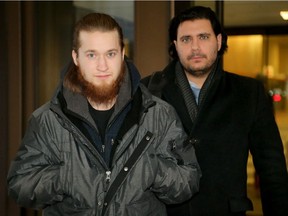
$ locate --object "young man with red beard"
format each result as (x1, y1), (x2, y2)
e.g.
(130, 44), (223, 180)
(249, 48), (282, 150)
(7, 13), (201, 216)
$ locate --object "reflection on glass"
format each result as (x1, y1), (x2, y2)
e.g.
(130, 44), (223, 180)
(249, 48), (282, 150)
(223, 35), (288, 179)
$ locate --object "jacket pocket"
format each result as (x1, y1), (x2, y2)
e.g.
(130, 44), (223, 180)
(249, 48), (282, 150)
(229, 197), (253, 212)
(44, 197), (92, 215)
(125, 194), (165, 216)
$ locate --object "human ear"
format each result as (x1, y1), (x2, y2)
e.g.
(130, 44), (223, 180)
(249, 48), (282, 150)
(72, 50), (79, 66)
(122, 49), (125, 60)
(217, 34), (222, 51)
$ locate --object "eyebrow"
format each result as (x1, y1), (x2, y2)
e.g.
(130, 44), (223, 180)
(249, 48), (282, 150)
(84, 48), (119, 53)
(179, 32), (211, 38)
(198, 33), (211, 36)
(179, 35), (191, 40)
(106, 49), (119, 52)
(84, 50), (96, 53)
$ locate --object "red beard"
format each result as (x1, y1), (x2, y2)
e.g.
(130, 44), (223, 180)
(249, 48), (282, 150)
(76, 64), (125, 104)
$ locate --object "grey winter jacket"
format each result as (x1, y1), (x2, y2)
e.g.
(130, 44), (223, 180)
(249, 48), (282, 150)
(7, 60), (201, 216)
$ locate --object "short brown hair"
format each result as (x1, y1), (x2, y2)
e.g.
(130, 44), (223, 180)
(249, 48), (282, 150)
(72, 13), (124, 53)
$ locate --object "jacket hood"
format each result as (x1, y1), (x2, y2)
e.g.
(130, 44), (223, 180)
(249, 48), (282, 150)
(50, 57), (142, 125)
(51, 56), (141, 105)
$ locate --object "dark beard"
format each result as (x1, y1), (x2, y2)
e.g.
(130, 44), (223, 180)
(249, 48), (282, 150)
(185, 53), (216, 78)
(76, 64), (125, 104)
(184, 60), (216, 78)
(185, 66), (211, 78)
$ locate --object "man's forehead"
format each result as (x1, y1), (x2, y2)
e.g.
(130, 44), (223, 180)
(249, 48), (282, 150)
(78, 30), (120, 47)
(177, 19), (213, 34)
(179, 19), (212, 28)
(79, 29), (118, 37)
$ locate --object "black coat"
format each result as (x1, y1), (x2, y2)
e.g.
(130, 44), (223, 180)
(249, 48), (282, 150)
(142, 59), (288, 216)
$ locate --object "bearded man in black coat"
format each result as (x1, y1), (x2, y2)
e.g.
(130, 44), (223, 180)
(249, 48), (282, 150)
(142, 6), (288, 216)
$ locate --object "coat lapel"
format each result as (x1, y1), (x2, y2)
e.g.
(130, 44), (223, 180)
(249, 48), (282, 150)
(162, 82), (194, 134)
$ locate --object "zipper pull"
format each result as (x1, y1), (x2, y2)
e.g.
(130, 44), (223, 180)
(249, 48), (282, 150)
(106, 170), (111, 183)
(172, 140), (176, 151)
(101, 145), (105, 153)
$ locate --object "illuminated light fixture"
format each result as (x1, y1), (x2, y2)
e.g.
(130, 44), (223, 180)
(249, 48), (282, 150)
(273, 94), (282, 102)
(280, 11), (288, 20)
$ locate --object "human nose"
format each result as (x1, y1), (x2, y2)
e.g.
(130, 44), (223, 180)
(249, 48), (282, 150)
(96, 55), (108, 71)
(191, 38), (200, 51)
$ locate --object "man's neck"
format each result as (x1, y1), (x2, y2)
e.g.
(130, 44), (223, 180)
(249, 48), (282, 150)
(185, 72), (209, 88)
(88, 97), (116, 111)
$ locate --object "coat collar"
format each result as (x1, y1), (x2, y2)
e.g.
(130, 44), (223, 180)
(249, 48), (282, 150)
(160, 57), (224, 134)
(50, 58), (157, 129)
(51, 58), (143, 126)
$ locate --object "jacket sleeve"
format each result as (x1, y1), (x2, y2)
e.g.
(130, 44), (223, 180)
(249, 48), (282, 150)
(250, 82), (288, 216)
(150, 105), (201, 204)
(7, 114), (65, 209)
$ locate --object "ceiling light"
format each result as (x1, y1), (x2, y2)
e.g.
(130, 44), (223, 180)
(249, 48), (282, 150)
(280, 11), (288, 20)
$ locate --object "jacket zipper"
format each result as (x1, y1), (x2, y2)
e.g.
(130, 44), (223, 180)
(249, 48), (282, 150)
(105, 170), (111, 183)
(52, 107), (109, 170)
(105, 169), (111, 192)
(67, 118), (112, 193)
(103, 138), (114, 192)
(51, 90), (156, 193)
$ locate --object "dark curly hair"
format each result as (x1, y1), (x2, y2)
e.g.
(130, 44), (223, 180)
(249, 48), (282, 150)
(169, 6), (228, 60)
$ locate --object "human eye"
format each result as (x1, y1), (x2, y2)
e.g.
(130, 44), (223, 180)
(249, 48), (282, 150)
(180, 36), (191, 43)
(107, 51), (117, 58)
(199, 34), (209, 40)
(86, 52), (96, 59)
